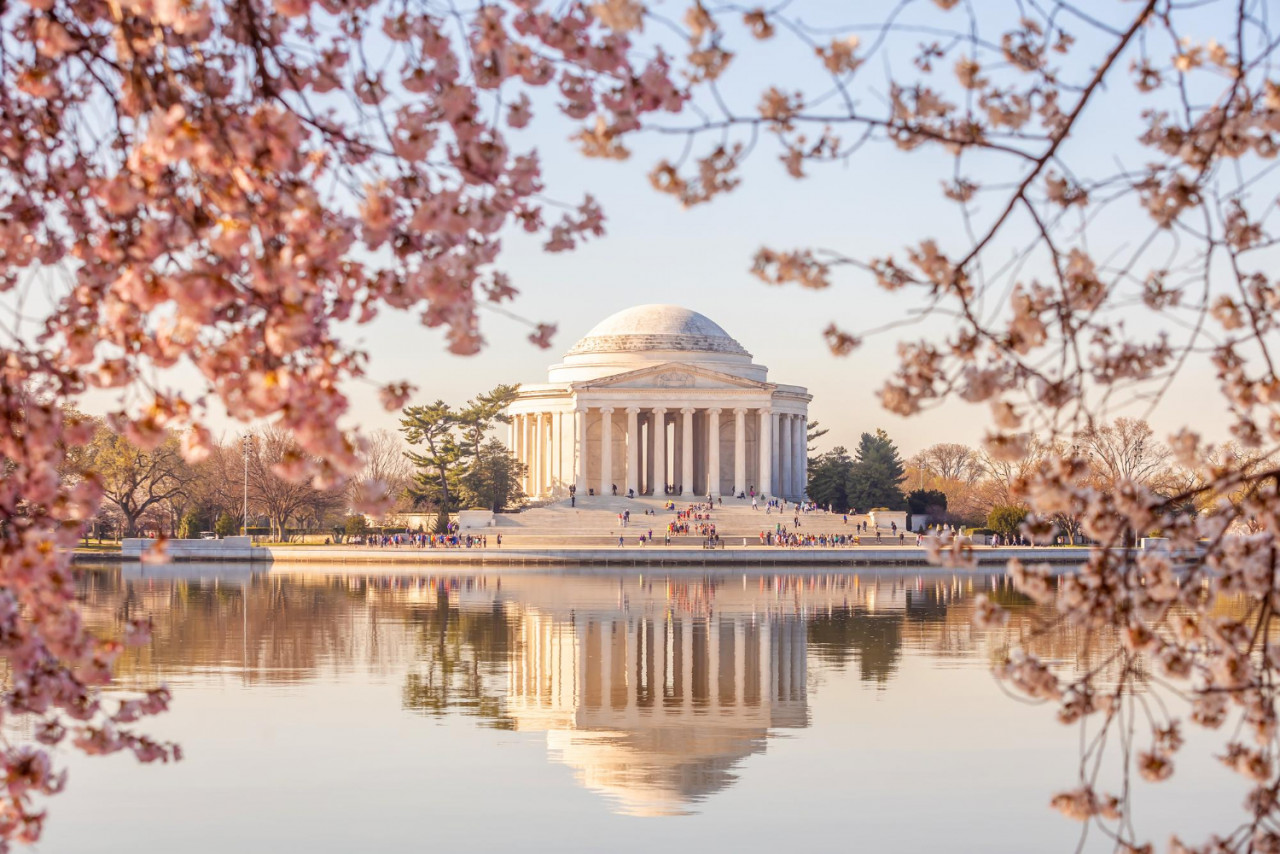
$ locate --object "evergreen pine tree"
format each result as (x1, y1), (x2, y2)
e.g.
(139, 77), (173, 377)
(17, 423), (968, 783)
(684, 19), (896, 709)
(845, 429), (908, 512)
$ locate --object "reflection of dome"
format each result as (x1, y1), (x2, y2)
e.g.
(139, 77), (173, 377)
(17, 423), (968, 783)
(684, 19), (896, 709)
(548, 726), (767, 817)
(565, 305), (750, 358)
(505, 605), (810, 816)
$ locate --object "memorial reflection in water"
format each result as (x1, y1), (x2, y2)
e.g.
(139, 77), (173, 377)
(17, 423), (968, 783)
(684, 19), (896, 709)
(79, 566), (1022, 817)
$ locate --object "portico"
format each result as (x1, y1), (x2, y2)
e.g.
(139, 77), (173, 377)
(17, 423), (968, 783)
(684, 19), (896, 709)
(507, 305), (811, 501)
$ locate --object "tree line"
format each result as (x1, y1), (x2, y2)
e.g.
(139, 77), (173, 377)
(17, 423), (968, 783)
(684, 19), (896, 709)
(807, 418), (1273, 542)
(65, 384), (527, 541)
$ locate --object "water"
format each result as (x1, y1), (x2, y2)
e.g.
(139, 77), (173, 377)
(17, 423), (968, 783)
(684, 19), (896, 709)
(40, 564), (1244, 852)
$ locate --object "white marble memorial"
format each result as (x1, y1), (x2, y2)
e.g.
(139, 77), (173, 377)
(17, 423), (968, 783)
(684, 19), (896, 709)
(507, 305), (812, 501)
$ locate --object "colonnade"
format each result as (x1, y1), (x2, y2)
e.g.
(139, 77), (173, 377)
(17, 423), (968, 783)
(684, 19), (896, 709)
(509, 611), (808, 723)
(509, 405), (808, 501)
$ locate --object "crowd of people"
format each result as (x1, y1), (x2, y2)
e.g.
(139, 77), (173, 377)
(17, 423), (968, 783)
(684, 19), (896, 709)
(343, 498), (1046, 552)
(350, 531), (500, 549)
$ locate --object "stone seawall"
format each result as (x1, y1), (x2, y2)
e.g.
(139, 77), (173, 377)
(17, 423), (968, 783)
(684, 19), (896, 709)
(81, 543), (1092, 567)
(258, 545), (1087, 567)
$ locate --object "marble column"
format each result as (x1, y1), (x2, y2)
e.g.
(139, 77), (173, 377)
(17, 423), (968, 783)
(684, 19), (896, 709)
(644, 414), (654, 495)
(778, 415), (792, 500)
(599, 407), (614, 497)
(511, 414), (521, 487)
(552, 412), (562, 494)
(522, 414), (534, 494)
(672, 414), (683, 495)
(575, 407), (588, 495)
(793, 415), (807, 499)
(535, 412), (545, 496)
(771, 412), (781, 495)
(541, 412), (551, 497)
(680, 407), (695, 497)
(652, 408), (667, 495)
(758, 408), (772, 499)
(626, 407), (640, 496)
(707, 408), (721, 498)
(733, 408), (747, 497)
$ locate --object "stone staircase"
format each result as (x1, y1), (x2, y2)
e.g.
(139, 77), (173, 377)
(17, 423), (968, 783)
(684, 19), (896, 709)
(469, 495), (892, 548)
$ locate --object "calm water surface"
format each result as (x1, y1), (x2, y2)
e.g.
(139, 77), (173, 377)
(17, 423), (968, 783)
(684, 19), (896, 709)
(40, 564), (1244, 853)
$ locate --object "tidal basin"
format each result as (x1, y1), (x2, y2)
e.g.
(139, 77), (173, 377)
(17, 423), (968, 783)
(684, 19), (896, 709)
(44, 564), (1244, 853)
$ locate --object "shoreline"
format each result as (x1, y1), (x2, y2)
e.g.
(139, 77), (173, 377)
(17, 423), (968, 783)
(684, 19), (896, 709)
(71, 545), (1091, 568)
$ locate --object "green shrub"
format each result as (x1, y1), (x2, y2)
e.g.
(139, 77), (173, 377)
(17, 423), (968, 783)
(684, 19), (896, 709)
(987, 505), (1029, 538)
(214, 513), (237, 538)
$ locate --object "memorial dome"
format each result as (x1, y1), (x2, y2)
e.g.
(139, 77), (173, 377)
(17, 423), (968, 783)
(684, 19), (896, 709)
(565, 305), (750, 358)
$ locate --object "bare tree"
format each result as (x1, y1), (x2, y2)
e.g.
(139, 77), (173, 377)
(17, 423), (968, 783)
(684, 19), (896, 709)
(84, 428), (191, 537)
(1075, 418), (1171, 490)
(347, 429), (413, 514)
(913, 443), (980, 484)
(245, 427), (341, 541)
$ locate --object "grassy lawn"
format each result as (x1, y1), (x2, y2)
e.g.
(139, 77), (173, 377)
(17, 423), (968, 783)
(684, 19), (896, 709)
(72, 542), (122, 553)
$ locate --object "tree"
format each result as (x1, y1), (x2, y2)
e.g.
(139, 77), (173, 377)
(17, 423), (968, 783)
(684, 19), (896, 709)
(806, 446), (854, 512)
(987, 505), (1028, 539)
(845, 431), (907, 512)
(459, 439), (527, 513)
(2, 0), (1280, 849)
(84, 428), (192, 537)
(343, 515), (369, 541)
(177, 508), (206, 539)
(912, 444), (980, 485)
(244, 428), (342, 541)
(907, 489), (947, 517)
(214, 513), (237, 539)
(1076, 418), (1172, 491)
(457, 385), (521, 460)
(806, 420), (830, 453)
(401, 402), (466, 533)
(347, 429), (413, 515)
(402, 387), (526, 524)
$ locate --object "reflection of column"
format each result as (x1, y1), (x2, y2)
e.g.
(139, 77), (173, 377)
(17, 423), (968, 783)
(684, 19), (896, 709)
(611, 620), (628, 710)
(706, 408), (721, 498)
(733, 408), (747, 497)
(758, 408), (772, 499)
(734, 621), (746, 706)
(599, 407), (614, 497)
(794, 415), (807, 499)
(574, 407), (588, 494)
(680, 408), (695, 497)
(626, 407), (640, 496)
(652, 408), (667, 495)
(719, 618), (736, 708)
(779, 415), (792, 500)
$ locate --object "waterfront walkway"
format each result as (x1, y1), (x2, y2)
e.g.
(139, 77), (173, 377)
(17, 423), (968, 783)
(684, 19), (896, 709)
(87, 495), (1093, 568)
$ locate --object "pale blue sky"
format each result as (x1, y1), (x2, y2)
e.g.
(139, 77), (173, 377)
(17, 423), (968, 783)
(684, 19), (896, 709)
(23, 0), (1246, 458)
(335, 0), (1235, 457)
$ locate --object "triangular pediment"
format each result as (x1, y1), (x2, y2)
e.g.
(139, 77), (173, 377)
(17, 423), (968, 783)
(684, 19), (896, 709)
(571, 362), (773, 392)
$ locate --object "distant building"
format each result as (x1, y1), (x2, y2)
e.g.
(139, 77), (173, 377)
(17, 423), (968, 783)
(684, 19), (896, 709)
(507, 305), (812, 501)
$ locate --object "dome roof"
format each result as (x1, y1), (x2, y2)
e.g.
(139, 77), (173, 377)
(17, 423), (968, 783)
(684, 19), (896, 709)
(566, 305), (749, 357)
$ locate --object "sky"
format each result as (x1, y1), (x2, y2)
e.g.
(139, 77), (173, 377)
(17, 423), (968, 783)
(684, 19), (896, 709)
(19, 0), (1249, 459)
(328, 0), (1237, 459)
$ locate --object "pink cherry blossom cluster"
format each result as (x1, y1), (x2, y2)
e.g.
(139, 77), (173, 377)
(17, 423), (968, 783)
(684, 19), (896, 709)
(0, 0), (694, 844)
(617, 2), (1280, 845)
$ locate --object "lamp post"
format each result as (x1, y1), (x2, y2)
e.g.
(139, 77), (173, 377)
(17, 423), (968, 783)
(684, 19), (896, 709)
(242, 435), (250, 537)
